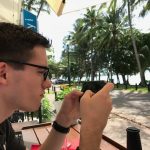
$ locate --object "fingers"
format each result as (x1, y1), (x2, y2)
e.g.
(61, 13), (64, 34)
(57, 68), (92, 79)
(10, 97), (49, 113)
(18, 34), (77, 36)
(68, 90), (94, 102)
(95, 82), (114, 97)
(91, 82), (114, 102)
(101, 82), (114, 93)
(65, 90), (83, 101)
(84, 90), (94, 97)
(71, 90), (83, 97)
(80, 90), (94, 101)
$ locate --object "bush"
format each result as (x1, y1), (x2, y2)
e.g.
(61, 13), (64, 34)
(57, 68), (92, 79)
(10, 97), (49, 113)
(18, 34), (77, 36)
(56, 87), (72, 101)
(41, 94), (53, 122)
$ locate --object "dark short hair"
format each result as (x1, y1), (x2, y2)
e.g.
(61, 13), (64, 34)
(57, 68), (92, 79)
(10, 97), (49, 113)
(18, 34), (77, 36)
(0, 22), (50, 69)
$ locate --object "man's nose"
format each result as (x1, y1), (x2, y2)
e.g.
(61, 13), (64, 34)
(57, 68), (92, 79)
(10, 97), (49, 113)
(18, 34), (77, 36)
(42, 79), (52, 89)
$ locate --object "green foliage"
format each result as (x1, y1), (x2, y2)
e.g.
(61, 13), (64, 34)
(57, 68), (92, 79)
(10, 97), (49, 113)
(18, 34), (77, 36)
(56, 87), (72, 101)
(41, 94), (53, 122)
(56, 1), (150, 85)
(114, 84), (149, 93)
(128, 87), (148, 93)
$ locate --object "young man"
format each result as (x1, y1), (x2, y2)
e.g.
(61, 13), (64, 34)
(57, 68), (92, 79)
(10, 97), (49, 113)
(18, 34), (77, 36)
(0, 22), (114, 150)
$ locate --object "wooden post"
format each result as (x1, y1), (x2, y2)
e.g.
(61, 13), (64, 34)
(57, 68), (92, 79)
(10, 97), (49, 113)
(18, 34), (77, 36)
(135, 84), (138, 90)
(148, 83), (150, 92)
(38, 104), (42, 123)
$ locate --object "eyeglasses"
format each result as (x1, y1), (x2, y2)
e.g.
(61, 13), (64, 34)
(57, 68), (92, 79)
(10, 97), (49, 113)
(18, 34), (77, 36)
(0, 59), (50, 81)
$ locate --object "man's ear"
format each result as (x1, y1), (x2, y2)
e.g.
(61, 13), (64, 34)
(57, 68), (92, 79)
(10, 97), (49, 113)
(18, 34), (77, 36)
(0, 62), (7, 85)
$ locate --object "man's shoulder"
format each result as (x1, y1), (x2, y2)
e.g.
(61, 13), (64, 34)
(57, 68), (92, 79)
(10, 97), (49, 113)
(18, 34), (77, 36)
(0, 119), (10, 128)
(0, 119), (12, 136)
(0, 120), (8, 146)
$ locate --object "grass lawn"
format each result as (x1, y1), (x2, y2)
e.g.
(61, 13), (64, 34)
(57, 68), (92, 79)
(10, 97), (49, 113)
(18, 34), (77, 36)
(114, 84), (149, 93)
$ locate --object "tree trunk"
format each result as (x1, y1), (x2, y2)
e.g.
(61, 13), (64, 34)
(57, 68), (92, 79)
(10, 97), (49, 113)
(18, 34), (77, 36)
(37, 0), (44, 18)
(127, 0), (145, 86)
(107, 72), (110, 82)
(91, 48), (94, 81)
(99, 70), (101, 81)
(121, 74), (126, 85)
(91, 26), (95, 81)
(141, 69), (146, 85)
(127, 75), (129, 85)
(116, 73), (120, 83)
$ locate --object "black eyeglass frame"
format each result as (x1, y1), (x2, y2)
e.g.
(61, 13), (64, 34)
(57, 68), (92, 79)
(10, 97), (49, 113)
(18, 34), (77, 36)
(0, 59), (50, 81)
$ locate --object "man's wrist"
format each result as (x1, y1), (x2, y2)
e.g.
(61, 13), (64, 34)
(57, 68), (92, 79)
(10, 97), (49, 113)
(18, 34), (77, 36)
(81, 119), (104, 132)
(52, 121), (70, 134)
(80, 125), (102, 150)
(56, 113), (72, 127)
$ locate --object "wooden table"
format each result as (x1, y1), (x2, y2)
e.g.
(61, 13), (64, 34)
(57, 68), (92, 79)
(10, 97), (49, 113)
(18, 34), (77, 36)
(12, 120), (39, 133)
(22, 122), (126, 150)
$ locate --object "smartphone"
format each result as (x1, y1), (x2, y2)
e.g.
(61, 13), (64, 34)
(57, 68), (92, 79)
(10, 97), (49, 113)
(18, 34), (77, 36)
(81, 80), (106, 93)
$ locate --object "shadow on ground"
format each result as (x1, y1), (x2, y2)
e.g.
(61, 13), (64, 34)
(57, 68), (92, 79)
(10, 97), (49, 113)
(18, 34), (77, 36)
(111, 90), (150, 118)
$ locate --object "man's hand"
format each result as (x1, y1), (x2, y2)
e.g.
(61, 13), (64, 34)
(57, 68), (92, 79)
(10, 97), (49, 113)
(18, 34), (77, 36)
(56, 90), (83, 127)
(79, 82), (114, 150)
(80, 82), (114, 130)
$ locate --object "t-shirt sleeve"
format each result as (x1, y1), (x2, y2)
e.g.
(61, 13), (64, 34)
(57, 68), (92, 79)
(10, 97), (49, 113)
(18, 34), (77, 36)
(6, 120), (26, 150)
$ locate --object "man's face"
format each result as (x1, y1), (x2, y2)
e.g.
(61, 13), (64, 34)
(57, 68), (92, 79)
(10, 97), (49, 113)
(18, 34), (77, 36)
(6, 46), (51, 112)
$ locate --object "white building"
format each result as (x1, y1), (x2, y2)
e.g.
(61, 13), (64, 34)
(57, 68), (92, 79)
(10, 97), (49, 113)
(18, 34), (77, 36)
(0, 0), (21, 24)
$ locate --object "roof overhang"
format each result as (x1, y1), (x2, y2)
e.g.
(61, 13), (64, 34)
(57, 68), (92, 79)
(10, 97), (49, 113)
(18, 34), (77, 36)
(46, 0), (65, 16)
(46, 0), (110, 16)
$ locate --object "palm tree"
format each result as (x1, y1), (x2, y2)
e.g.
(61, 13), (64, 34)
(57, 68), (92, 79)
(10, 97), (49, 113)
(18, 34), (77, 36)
(126, 0), (146, 85)
(137, 0), (150, 17)
(109, 0), (147, 85)
(67, 3), (128, 82)
(82, 7), (98, 81)
(66, 19), (89, 81)
(82, 5), (108, 81)
(90, 0), (127, 82)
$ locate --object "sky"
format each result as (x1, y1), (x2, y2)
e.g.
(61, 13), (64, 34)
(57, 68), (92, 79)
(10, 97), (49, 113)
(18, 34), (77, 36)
(38, 11), (80, 61)
(38, 9), (84, 61)
(38, 1), (150, 62)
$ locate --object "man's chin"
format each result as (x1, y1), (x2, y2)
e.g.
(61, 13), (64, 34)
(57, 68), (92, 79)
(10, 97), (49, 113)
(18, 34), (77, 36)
(31, 105), (41, 112)
(21, 105), (40, 112)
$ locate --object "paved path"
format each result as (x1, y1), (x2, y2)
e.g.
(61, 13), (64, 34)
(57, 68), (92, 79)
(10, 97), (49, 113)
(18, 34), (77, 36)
(103, 90), (150, 150)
